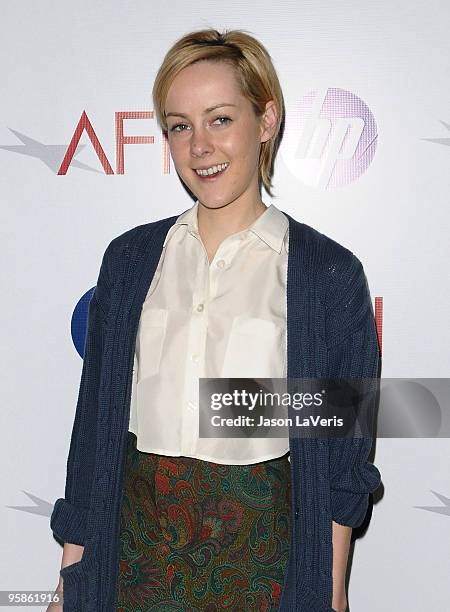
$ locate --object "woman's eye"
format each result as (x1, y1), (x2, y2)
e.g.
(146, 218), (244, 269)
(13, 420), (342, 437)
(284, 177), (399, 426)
(213, 116), (231, 126)
(170, 123), (189, 133)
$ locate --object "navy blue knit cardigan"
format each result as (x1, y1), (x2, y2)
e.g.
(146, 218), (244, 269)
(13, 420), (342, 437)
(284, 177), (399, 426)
(50, 211), (382, 611)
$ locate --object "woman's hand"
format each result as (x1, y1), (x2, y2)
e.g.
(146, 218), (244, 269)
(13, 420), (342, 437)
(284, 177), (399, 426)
(331, 573), (348, 611)
(331, 520), (351, 611)
(332, 591), (348, 612)
(46, 586), (63, 611)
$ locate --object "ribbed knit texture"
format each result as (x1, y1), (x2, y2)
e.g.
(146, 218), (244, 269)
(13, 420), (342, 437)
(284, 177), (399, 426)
(50, 212), (381, 611)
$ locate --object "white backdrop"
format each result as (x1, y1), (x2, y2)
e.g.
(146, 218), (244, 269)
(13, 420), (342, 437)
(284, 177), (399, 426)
(1, 1), (449, 609)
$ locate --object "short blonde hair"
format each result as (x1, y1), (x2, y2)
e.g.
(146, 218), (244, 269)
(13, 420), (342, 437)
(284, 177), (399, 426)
(152, 28), (285, 197)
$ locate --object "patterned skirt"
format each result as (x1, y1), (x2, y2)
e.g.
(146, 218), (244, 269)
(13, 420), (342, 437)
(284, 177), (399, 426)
(115, 431), (291, 612)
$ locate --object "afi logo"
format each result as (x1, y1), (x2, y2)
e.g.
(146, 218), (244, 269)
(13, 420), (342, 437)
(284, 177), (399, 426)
(281, 87), (378, 189)
(57, 110), (169, 175)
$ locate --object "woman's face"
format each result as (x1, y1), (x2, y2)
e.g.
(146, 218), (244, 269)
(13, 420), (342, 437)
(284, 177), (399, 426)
(164, 60), (274, 211)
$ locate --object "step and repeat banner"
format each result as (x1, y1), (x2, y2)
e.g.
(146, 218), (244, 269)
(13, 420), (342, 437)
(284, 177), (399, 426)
(1, 1), (449, 610)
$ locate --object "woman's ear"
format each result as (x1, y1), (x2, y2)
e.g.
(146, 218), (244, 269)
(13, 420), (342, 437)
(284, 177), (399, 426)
(260, 99), (278, 143)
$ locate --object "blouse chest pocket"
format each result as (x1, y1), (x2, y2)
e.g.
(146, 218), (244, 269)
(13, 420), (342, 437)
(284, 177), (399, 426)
(222, 315), (285, 379)
(137, 306), (168, 381)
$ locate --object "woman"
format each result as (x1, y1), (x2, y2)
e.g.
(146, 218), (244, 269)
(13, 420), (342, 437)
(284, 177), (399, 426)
(50, 28), (381, 612)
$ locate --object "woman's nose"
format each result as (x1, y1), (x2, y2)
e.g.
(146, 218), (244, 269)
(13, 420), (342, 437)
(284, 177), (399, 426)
(190, 128), (214, 157)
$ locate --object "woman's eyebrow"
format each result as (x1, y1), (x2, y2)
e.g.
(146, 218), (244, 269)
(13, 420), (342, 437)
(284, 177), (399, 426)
(166, 103), (237, 119)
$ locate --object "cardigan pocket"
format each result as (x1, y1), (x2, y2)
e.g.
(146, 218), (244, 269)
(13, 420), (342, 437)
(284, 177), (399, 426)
(136, 307), (168, 380)
(296, 580), (335, 612)
(222, 315), (284, 379)
(59, 546), (99, 611)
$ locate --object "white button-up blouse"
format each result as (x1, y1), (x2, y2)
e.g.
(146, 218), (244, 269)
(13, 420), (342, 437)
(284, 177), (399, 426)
(128, 200), (290, 464)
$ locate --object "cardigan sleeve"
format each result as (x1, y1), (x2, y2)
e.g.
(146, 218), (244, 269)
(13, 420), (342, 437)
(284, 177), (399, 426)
(325, 253), (382, 528)
(50, 243), (113, 545)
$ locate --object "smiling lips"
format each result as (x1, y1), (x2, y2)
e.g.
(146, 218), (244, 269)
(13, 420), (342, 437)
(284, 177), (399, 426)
(194, 162), (230, 179)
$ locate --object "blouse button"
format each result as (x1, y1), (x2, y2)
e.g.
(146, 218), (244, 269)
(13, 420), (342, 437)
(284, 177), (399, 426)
(196, 303), (204, 312)
(191, 353), (199, 363)
(216, 259), (225, 268)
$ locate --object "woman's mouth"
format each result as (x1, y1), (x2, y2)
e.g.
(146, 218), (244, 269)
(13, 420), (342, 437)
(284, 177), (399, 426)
(193, 162), (230, 182)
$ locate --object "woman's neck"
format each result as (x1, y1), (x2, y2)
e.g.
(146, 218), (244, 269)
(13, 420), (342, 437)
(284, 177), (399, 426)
(197, 198), (267, 238)
(196, 198), (268, 265)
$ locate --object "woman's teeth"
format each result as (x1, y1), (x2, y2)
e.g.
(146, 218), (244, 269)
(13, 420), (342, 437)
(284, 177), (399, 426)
(195, 162), (230, 177)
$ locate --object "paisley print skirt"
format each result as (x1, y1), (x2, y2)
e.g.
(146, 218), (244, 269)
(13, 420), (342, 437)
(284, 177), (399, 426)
(116, 431), (291, 612)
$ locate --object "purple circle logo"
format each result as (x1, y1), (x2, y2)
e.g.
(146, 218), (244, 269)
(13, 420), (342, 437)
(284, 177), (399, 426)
(280, 88), (378, 189)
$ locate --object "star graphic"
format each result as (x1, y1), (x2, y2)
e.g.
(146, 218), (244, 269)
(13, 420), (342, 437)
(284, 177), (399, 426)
(422, 120), (450, 147)
(0, 127), (102, 173)
(6, 490), (54, 517)
(414, 490), (450, 517)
